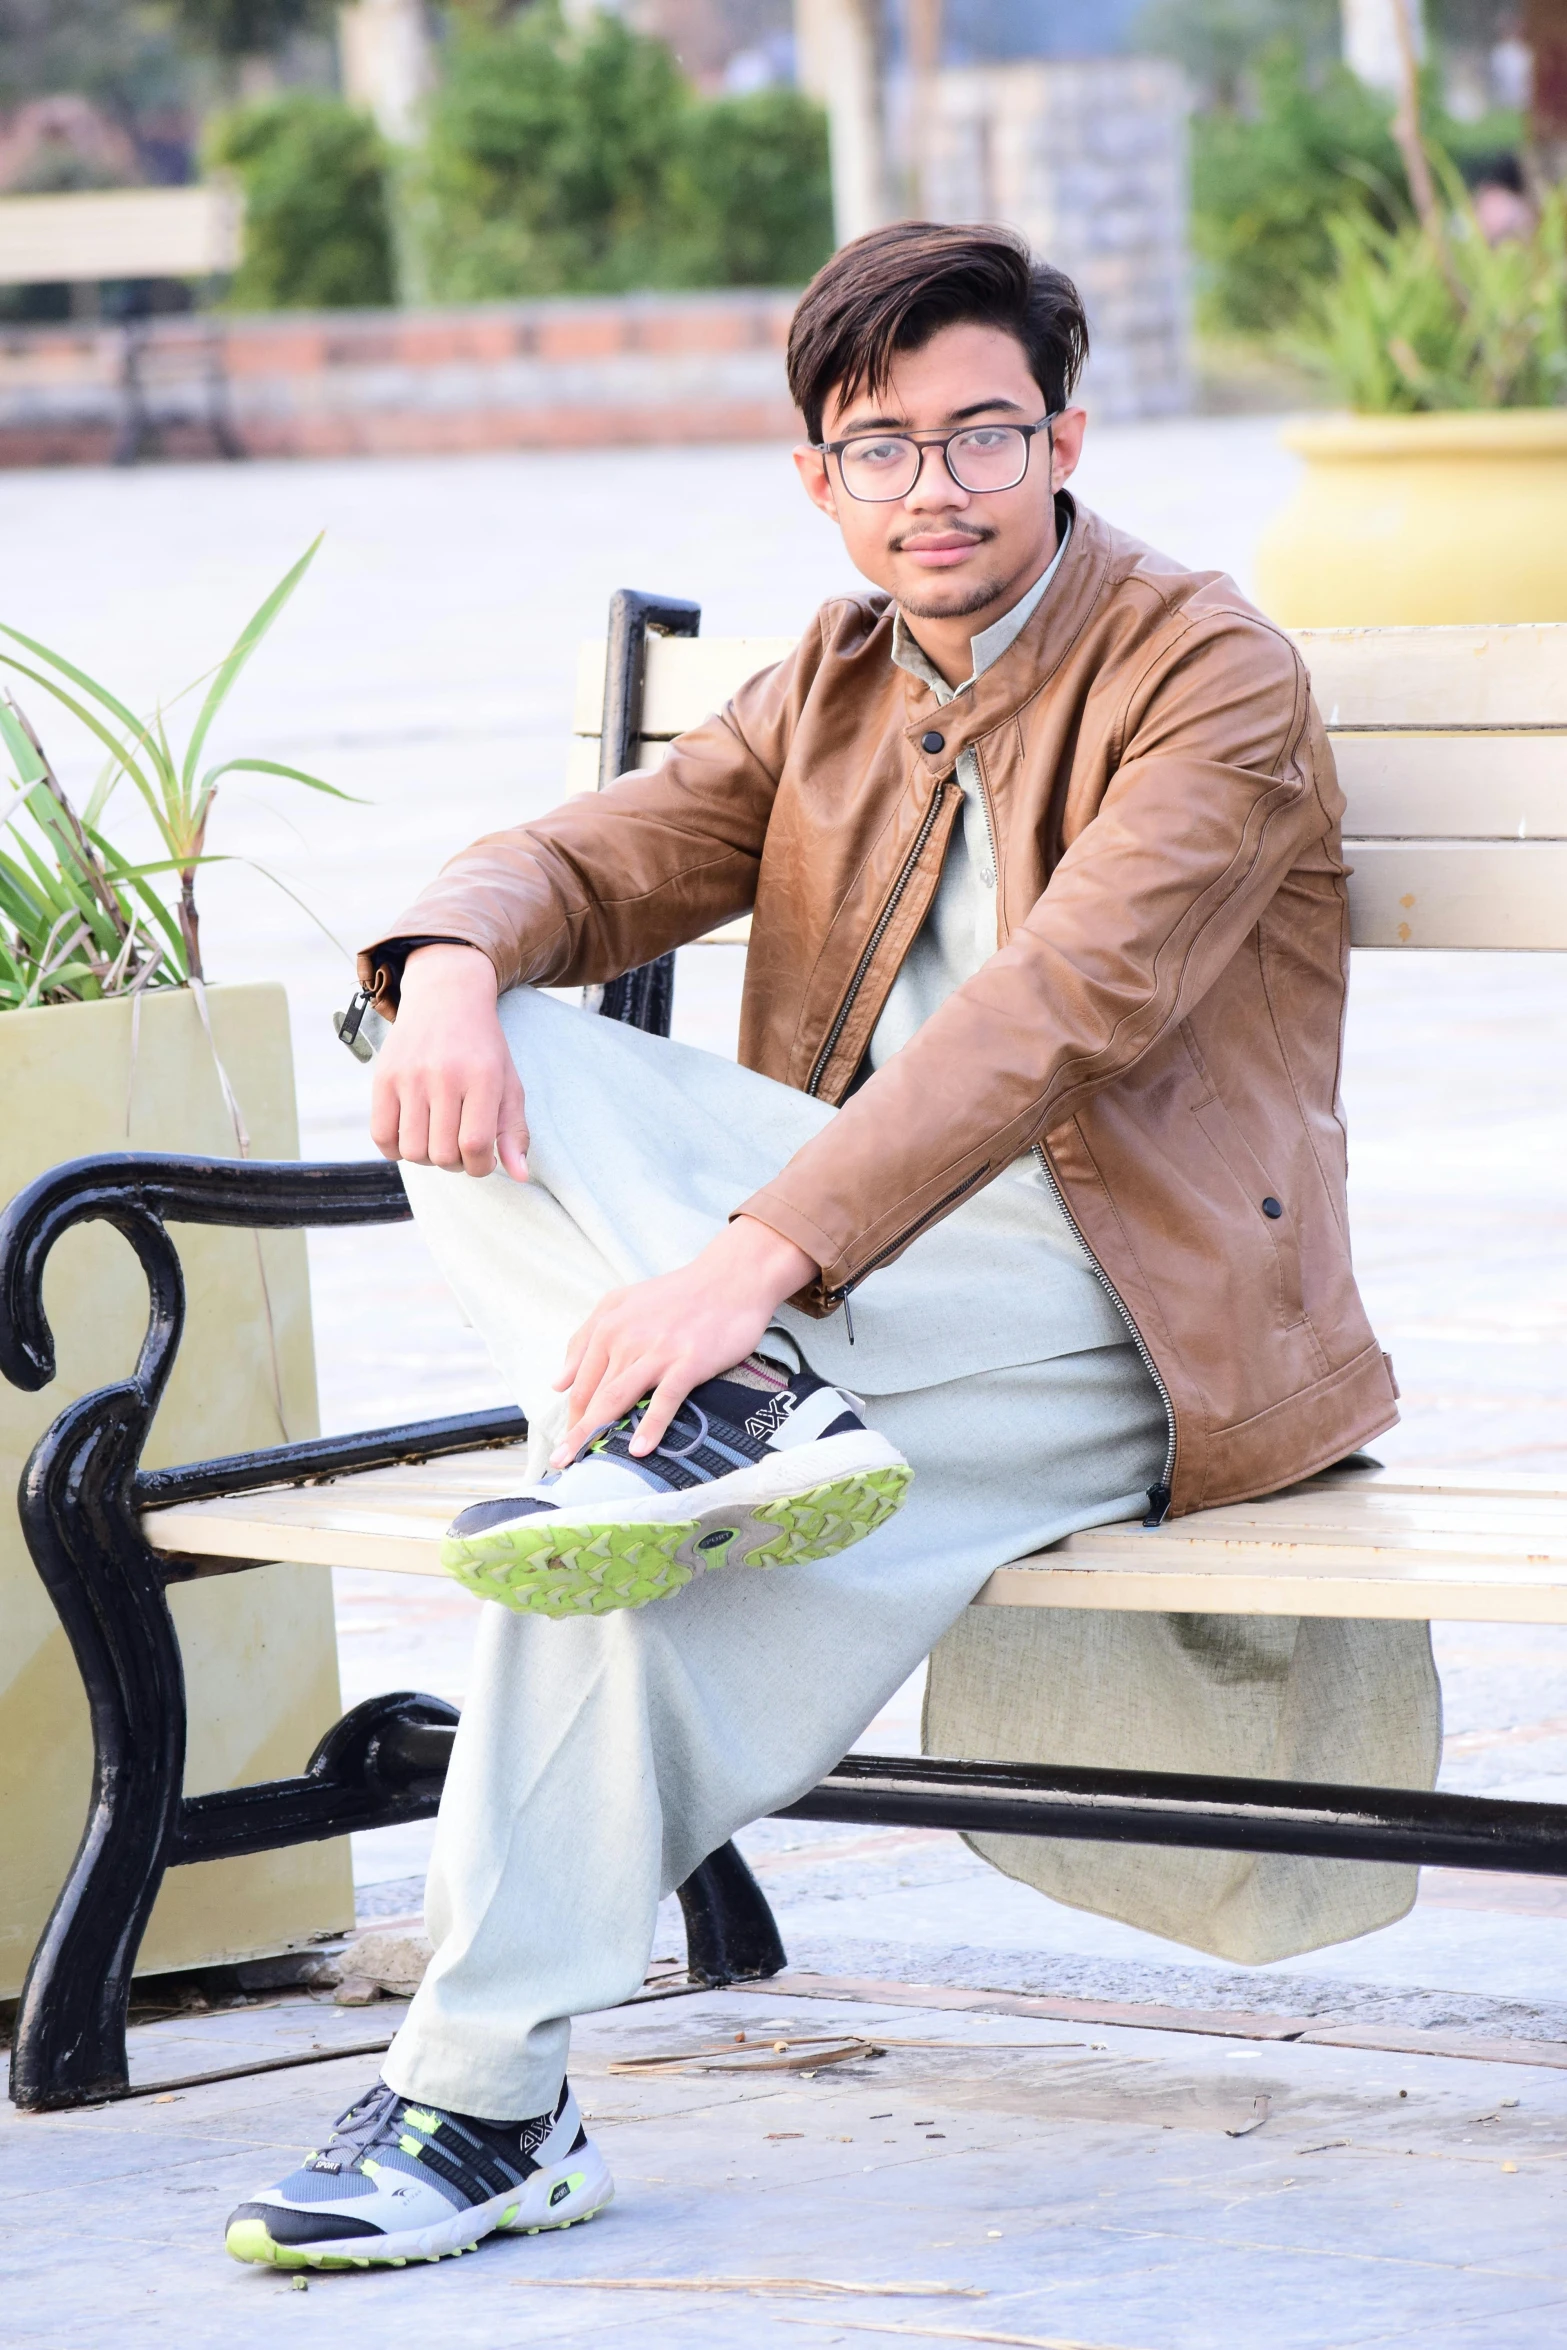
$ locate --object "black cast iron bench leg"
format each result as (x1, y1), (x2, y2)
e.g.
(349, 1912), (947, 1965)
(0, 1151), (784, 2113)
(13, 1156), (1567, 2112)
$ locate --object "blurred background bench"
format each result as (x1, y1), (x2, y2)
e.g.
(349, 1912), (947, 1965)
(0, 185), (242, 464)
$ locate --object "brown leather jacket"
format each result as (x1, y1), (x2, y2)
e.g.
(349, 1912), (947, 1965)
(362, 498), (1397, 1518)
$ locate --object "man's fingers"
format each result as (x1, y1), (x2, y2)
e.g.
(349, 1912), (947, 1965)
(423, 1082), (469, 1173)
(369, 1069), (403, 1161)
(627, 1367), (695, 1457)
(555, 1350), (661, 1467)
(554, 1291), (628, 1394)
(495, 1128), (530, 1183)
(556, 1331), (614, 1454)
(568, 1323), (612, 1407)
(395, 1085), (432, 1167)
(556, 1323), (590, 1394)
(456, 1076), (503, 1178)
(495, 1069), (530, 1182)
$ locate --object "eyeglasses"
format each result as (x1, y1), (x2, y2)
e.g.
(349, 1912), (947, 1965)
(815, 415), (1057, 503)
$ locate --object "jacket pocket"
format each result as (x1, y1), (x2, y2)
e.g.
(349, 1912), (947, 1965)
(1188, 1091), (1311, 1337)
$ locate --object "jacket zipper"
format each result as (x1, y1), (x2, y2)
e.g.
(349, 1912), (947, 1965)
(1032, 1141), (1178, 1526)
(972, 762), (1001, 904)
(805, 779), (948, 1099)
(819, 1164), (993, 1308)
(806, 762), (1175, 1522)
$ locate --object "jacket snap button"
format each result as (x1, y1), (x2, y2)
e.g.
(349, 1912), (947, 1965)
(1261, 1196), (1284, 1219)
(920, 730), (946, 754)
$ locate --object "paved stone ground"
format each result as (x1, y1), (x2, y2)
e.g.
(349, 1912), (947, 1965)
(9, 1979), (1567, 2348)
(4, 424), (1567, 2343)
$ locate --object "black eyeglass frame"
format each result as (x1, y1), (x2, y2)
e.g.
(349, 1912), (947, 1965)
(814, 413), (1060, 502)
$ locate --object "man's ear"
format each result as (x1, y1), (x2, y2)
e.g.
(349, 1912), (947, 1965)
(1050, 406), (1088, 489)
(793, 443), (839, 520)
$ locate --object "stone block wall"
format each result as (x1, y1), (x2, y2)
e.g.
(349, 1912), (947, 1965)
(921, 57), (1191, 422)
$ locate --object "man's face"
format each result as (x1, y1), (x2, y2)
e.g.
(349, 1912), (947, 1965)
(794, 320), (1086, 624)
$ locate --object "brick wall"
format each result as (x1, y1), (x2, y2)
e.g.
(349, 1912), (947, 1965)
(0, 289), (803, 467)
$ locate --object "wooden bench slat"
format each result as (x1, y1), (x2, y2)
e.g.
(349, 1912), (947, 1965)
(574, 730), (1567, 850)
(971, 1559), (1567, 1623)
(0, 185), (243, 286)
(1293, 624), (1567, 730)
(574, 625), (1567, 742)
(573, 636), (797, 738)
(1344, 840), (1567, 949)
(142, 1463), (1567, 1622)
(565, 635), (1567, 949)
(1333, 733), (1567, 839)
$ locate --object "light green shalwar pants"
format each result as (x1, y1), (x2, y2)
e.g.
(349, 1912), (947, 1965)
(383, 986), (1438, 2122)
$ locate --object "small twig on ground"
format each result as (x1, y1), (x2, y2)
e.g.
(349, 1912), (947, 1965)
(509, 2278), (985, 2300)
(780, 2317), (1156, 2348)
(606, 2032), (1090, 2075)
(1225, 2093), (1272, 2138)
(607, 2035), (883, 2075)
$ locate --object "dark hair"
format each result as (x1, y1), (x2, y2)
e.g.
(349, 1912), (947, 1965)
(787, 220), (1089, 444)
(1464, 150), (1526, 195)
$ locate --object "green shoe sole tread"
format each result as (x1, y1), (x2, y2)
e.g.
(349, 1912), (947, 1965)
(225, 2204), (605, 2269)
(440, 1464), (911, 1617)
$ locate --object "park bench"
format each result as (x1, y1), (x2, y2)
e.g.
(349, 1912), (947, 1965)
(0, 185), (243, 463)
(5, 589), (1567, 2115)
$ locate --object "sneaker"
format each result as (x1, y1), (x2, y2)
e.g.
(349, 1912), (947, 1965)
(225, 2079), (611, 2270)
(441, 1343), (911, 1616)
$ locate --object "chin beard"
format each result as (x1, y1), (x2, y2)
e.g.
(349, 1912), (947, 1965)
(895, 572), (1011, 622)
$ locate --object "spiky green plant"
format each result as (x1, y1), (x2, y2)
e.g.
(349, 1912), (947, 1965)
(1304, 164), (1567, 413)
(0, 538), (351, 1010)
(0, 694), (186, 1010)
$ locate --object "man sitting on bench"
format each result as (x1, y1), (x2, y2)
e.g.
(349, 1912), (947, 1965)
(225, 221), (1416, 2272)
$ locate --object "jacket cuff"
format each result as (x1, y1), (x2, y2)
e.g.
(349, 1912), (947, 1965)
(733, 1188), (840, 1317)
(356, 935), (491, 1017)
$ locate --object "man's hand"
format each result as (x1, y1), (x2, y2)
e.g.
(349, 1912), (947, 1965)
(369, 943), (530, 1180)
(552, 1215), (819, 1466)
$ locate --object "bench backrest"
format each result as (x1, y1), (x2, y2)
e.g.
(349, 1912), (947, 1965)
(0, 187), (243, 288)
(572, 621), (1567, 952)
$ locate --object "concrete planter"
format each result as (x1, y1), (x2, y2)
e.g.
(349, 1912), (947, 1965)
(0, 983), (353, 2001)
(1256, 409), (1567, 626)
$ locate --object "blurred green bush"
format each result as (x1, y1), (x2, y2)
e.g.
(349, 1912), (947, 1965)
(1192, 44), (1524, 337)
(206, 91), (396, 309)
(414, 3), (832, 298)
(669, 87), (839, 291)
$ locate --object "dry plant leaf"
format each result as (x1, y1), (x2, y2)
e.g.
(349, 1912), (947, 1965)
(607, 2035), (882, 2076)
(781, 2316), (1154, 2347)
(606, 2031), (1091, 2078)
(1225, 2094), (1272, 2138)
(510, 2276), (985, 2299)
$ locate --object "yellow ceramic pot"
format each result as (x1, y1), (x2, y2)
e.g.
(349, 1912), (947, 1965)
(1255, 408), (1567, 626)
(0, 984), (353, 2000)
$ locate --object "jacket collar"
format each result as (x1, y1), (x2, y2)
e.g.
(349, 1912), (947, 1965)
(891, 513), (1072, 704)
(900, 495), (1114, 777)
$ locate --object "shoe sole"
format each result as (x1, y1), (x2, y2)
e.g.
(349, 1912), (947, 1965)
(225, 2147), (614, 2269)
(440, 1438), (912, 1618)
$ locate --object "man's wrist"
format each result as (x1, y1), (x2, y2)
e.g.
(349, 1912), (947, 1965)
(401, 942), (499, 999)
(724, 1213), (818, 1307)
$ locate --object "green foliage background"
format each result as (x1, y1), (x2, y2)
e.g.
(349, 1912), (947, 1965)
(1189, 47), (1526, 336)
(206, 91), (396, 308)
(413, 5), (831, 299)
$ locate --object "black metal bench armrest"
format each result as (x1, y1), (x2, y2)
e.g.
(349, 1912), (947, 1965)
(0, 1151), (408, 1395)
